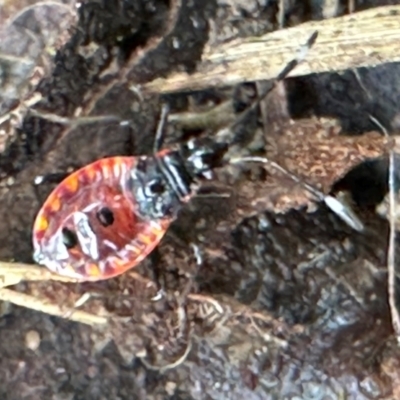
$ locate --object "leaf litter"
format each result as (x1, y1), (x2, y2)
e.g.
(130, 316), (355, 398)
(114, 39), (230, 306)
(1, 1), (400, 399)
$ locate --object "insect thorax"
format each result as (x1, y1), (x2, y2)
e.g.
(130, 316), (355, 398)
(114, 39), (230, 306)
(127, 152), (196, 221)
(128, 139), (227, 222)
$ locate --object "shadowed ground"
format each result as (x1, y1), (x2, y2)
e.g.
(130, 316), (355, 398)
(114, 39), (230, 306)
(0, 1), (400, 399)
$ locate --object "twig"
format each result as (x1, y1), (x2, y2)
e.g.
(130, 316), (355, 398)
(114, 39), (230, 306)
(369, 115), (400, 343)
(0, 261), (78, 288)
(139, 339), (192, 373)
(144, 5), (400, 94)
(168, 100), (235, 131)
(0, 288), (107, 325)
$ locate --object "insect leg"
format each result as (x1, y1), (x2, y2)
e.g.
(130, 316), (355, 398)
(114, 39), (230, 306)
(149, 248), (166, 301)
(34, 172), (71, 186)
(229, 31), (318, 131)
(153, 103), (171, 154)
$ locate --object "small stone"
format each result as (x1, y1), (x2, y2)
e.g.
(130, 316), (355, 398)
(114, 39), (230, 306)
(25, 330), (41, 351)
(165, 381), (176, 396)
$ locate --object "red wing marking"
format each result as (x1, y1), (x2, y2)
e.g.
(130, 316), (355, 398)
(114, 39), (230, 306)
(33, 156), (172, 281)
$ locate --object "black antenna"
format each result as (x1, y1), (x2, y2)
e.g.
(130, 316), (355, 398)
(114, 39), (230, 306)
(229, 155), (364, 232)
(229, 31), (318, 130)
(227, 30), (366, 232)
(153, 103), (170, 154)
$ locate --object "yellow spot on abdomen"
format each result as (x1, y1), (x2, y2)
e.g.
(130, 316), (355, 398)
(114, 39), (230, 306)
(63, 175), (79, 193)
(86, 263), (101, 277)
(137, 233), (154, 246)
(35, 215), (48, 232)
(47, 195), (61, 212)
(83, 165), (97, 181)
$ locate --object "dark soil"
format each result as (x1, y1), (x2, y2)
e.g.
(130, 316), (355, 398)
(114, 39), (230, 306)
(1, 1), (400, 399)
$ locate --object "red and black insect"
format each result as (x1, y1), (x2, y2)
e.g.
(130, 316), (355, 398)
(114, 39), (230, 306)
(33, 31), (362, 282)
(32, 105), (227, 280)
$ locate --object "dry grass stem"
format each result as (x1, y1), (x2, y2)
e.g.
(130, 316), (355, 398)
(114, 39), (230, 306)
(0, 263), (105, 326)
(0, 288), (107, 325)
(144, 5), (400, 94)
(0, 261), (79, 288)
